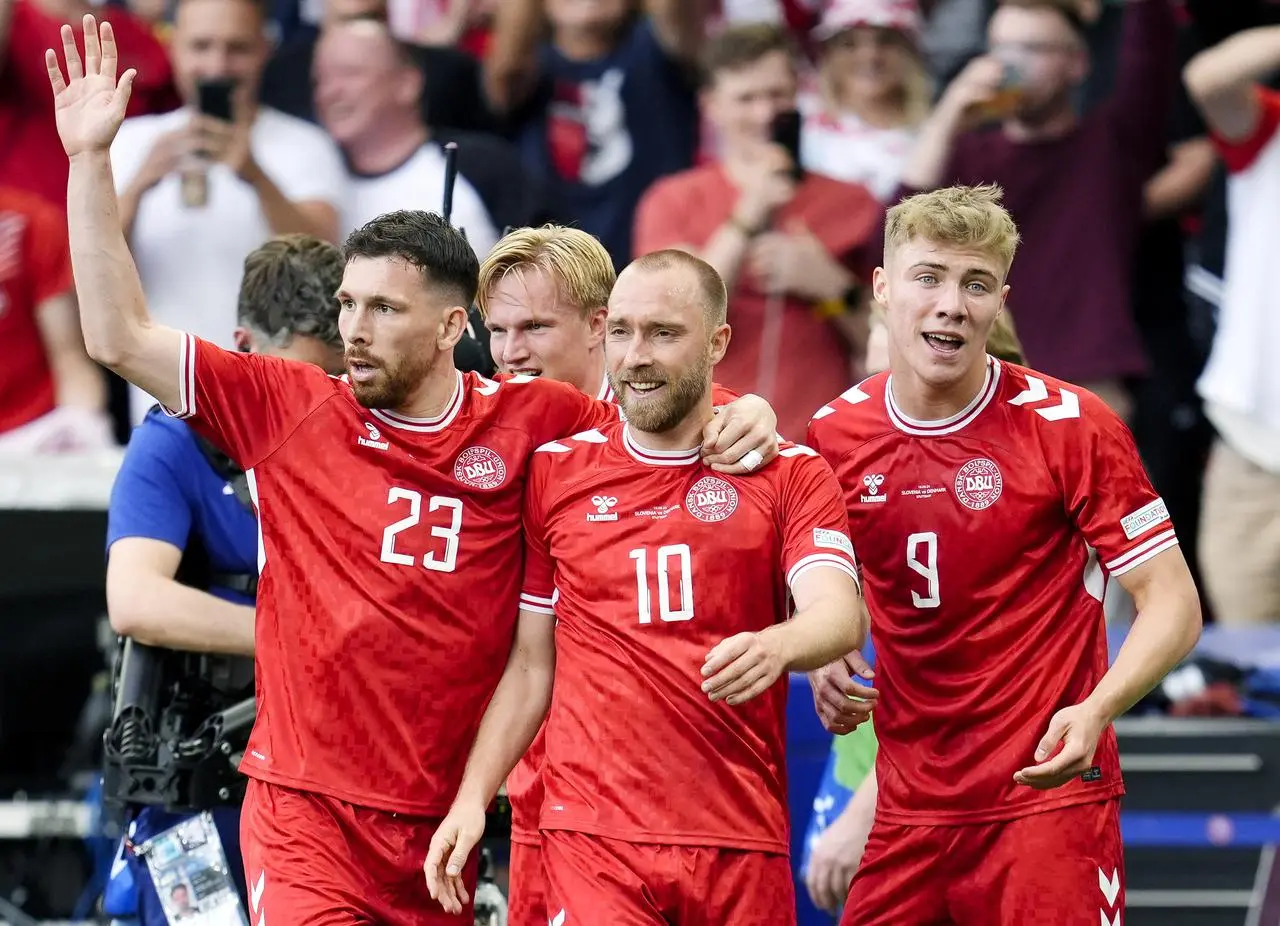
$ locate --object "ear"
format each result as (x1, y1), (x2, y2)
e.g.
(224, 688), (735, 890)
(585, 305), (607, 349)
(437, 304), (470, 352)
(233, 326), (254, 354)
(872, 266), (890, 307)
(709, 322), (732, 367)
(998, 283), (1011, 314)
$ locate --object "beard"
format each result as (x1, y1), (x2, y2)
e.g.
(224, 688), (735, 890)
(610, 351), (711, 434)
(345, 345), (436, 410)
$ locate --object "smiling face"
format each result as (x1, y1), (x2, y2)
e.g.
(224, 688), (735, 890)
(875, 236), (1009, 395)
(605, 260), (730, 434)
(484, 266), (605, 392)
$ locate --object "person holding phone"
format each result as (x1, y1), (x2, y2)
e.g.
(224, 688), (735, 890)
(633, 22), (885, 438)
(108, 0), (347, 424)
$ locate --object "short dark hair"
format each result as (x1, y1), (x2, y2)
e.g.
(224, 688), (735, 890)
(996, 0), (1087, 38)
(343, 211), (479, 308)
(627, 249), (728, 327)
(237, 235), (344, 349)
(700, 22), (795, 86)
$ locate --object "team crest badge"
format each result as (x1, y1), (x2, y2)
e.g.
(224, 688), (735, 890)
(685, 476), (739, 523)
(954, 458), (1003, 511)
(454, 446), (507, 490)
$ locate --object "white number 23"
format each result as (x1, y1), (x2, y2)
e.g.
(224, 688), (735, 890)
(380, 487), (462, 573)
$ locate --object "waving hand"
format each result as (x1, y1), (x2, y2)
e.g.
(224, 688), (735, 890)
(46, 15), (136, 157)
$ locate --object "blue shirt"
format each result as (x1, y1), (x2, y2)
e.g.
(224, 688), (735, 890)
(106, 407), (257, 604)
(516, 17), (698, 266)
(103, 408), (255, 921)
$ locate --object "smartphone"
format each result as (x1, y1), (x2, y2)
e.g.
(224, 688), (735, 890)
(770, 109), (804, 180)
(197, 78), (236, 123)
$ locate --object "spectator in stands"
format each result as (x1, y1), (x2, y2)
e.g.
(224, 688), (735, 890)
(800, 0), (933, 201)
(633, 23), (883, 438)
(900, 0), (1177, 420)
(0, 0), (178, 206)
(101, 235), (344, 926)
(1184, 25), (1280, 626)
(486, 0), (708, 267)
(387, 0), (494, 53)
(260, 0), (497, 134)
(110, 0), (346, 424)
(0, 187), (113, 454)
(314, 19), (546, 252)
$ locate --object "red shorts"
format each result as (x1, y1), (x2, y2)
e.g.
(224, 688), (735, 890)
(542, 830), (795, 926)
(506, 840), (547, 926)
(840, 799), (1124, 926)
(239, 778), (477, 925)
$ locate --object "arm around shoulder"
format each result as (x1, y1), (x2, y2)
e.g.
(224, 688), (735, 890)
(1183, 26), (1280, 141)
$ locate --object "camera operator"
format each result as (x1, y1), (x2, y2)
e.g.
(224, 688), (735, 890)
(102, 234), (344, 925)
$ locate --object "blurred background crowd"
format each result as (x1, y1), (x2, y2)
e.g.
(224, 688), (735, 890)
(3, 0), (1280, 921)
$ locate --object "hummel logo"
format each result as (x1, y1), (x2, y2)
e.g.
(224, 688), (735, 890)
(1098, 867), (1120, 907)
(1008, 375), (1081, 422)
(251, 871), (265, 912)
(549, 910), (566, 926)
(358, 422), (389, 451)
(587, 495), (619, 522)
(859, 473), (887, 504)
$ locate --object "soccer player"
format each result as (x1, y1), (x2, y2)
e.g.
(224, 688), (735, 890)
(806, 184), (1203, 926)
(47, 21), (774, 924)
(477, 224), (767, 926)
(425, 249), (866, 925)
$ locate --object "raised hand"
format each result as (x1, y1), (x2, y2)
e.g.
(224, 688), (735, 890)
(45, 14), (137, 158)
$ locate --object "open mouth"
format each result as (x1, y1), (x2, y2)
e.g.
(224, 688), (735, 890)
(624, 381), (666, 397)
(509, 368), (541, 377)
(348, 360), (380, 383)
(922, 333), (965, 355)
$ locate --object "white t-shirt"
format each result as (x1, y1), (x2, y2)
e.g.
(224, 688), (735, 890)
(344, 143), (500, 260)
(799, 93), (919, 203)
(111, 106), (347, 424)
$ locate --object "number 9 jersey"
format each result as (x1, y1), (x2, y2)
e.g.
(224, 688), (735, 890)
(807, 357), (1178, 826)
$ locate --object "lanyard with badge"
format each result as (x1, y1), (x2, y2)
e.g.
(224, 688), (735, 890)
(134, 812), (248, 926)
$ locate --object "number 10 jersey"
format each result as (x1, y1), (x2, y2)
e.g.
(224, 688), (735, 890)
(520, 421), (860, 853)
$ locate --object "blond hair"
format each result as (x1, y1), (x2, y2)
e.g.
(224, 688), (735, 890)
(885, 184), (1021, 278)
(867, 303), (1026, 364)
(476, 225), (615, 318)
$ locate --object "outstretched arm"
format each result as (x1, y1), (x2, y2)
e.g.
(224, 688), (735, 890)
(48, 16), (184, 409)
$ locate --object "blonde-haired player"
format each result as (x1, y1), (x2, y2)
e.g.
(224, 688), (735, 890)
(477, 224), (777, 926)
(807, 184), (1201, 925)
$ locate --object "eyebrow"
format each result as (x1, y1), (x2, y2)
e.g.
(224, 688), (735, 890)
(908, 262), (999, 284)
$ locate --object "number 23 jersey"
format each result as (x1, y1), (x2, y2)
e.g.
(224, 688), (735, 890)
(520, 422), (860, 853)
(807, 358), (1178, 825)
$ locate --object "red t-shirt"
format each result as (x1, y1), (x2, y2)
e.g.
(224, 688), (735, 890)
(633, 164), (882, 439)
(0, 186), (70, 433)
(0, 1), (180, 206)
(505, 382), (744, 845)
(166, 336), (616, 815)
(519, 421), (859, 852)
(807, 359), (1177, 825)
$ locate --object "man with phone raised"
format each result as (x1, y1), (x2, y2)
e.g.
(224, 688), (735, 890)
(109, 0), (347, 425)
(633, 22), (884, 439)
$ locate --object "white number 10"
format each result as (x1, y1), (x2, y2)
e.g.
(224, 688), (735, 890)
(380, 488), (463, 572)
(906, 531), (940, 609)
(629, 543), (694, 624)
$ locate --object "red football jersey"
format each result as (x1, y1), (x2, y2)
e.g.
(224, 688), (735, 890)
(506, 382), (743, 846)
(0, 187), (70, 434)
(520, 420), (860, 852)
(166, 335), (616, 815)
(807, 358), (1178, 825)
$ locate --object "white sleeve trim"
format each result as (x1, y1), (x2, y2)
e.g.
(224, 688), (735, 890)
(161, 333), (197, 420)
(519, 591), (556, 615)
(1105, 528), (1179, 576)
(787, 553), (861, 594)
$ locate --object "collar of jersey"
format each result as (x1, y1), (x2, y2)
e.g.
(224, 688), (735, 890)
(622, 424), (700, 466)
(368, 369), (464, 433)
(595, 375), (615, 402)
(885, 356), (1002, 437)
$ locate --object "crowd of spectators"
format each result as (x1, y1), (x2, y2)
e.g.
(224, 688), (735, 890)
(2, 0), (1279, 635)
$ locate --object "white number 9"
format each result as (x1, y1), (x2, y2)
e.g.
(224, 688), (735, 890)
(906, 531), (940, 609)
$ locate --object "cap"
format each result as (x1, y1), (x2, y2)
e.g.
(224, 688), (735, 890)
(812, 0), (923, 45)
